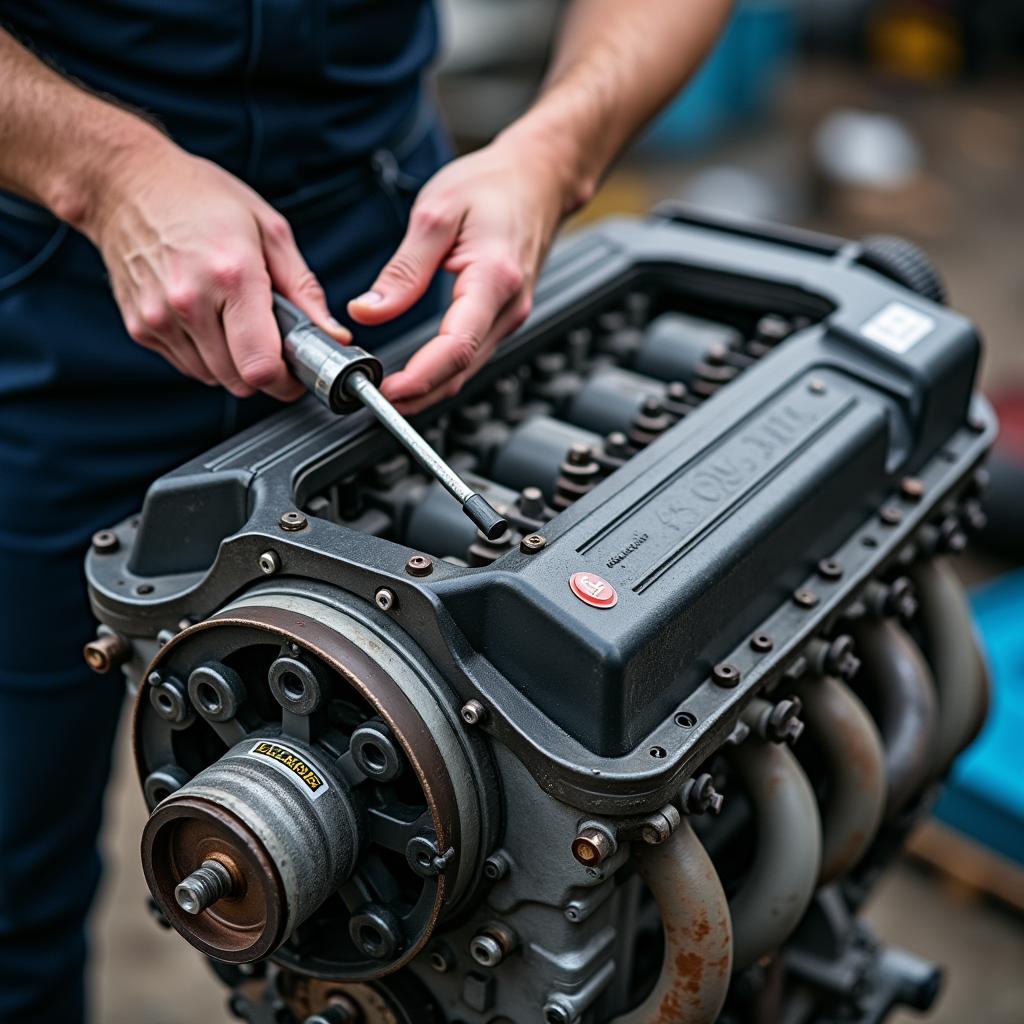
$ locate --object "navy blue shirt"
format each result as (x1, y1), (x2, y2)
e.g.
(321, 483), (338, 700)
(0, 0), (439, 200)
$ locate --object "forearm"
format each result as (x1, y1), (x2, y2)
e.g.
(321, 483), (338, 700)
(0, 28), (168, 231)
(498, 0), (733, 212)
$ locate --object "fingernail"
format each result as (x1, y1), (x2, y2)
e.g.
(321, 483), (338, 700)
(353, 290), (383, 307)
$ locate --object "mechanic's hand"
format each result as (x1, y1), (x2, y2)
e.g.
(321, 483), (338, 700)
(348, 134), (570, 414)
(83, 136), (349, 399)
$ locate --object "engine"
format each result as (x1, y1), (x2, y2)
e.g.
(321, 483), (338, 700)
(84, 208), (995, 1024)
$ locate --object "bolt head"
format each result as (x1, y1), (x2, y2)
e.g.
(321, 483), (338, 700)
(405, 554), (433, 577)
(374, 587), (396, 612)
(278, 510), (308, 531)
(258, 550), (280, 575)
(711, 662), (741, 687)
(460, 699), (486, 726)
(469, 933), (504, 968)
(92, 529), (119, 554)
(520, 533), (546, 553)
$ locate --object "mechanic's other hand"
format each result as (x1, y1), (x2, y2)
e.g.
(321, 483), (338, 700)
(83, 136), (348, 399)
(347, 134), (572, 414)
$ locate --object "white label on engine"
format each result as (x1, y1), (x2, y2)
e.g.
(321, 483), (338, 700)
(860, 302), (935, 354)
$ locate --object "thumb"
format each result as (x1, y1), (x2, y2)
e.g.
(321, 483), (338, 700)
(348, 204), (459, 326)
(259, 212), (350, 343)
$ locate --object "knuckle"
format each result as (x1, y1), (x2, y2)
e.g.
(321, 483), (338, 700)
(166, 281), (200, 318)
(265, 213), (294, 245)
(411, 202), (453, 234)
(381, 251), (422, 289)
(140, 303), (171, 333)
(447, 333), (480, 374)
(294, 269), (326, 304)
(209, 254), (249, 292)
(491, 257), (524, 296)
(444, 377), (464, 399)
(124, 315), (147, 344)
(237, 356), (281, 390)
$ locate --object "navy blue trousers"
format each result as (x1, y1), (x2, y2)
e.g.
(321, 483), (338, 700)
(0, 129), (446, 1022)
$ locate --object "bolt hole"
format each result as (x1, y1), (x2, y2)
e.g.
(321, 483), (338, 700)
(674, 711), (697, 728)
(861, 535), (879, 548)
(151, 787), (169, 803)
(279, 671), (305, 702)
(360, 741), (387, 775)
(196, 681), (221, 714)
(649, 745), (667, 758)
(416, 849), (432, 868)
(358, 923), (383, 954)
(156, 692), (174, 713)
(429, 951), (447, 971)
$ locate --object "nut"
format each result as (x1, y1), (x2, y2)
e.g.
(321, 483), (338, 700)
(278, 510), (308, 531)
(405, 553), (433, 577)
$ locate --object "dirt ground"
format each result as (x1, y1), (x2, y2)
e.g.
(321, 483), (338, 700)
(89, 62), (1024, 1023)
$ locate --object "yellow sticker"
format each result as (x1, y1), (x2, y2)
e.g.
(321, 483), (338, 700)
(248, 741), (328, 800)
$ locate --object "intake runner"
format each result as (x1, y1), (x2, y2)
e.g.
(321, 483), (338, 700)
(85, 209), (994, 1024)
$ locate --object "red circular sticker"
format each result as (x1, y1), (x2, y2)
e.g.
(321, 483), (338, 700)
(569, 571), (618, 609)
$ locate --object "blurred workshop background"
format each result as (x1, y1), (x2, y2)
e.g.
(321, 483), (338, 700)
(91, 1), (1024, 1021)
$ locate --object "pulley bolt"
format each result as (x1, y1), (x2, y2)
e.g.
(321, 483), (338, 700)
(174, 859), (234, 915)
(571, 825), (615, 867)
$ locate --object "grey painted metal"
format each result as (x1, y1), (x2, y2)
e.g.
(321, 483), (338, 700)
(853, 618), (940, 816)
(910, 557), (991, 768)
(163, 735), (360, 951)
(346, 370), (507, 539)
(793, 675), (886, 884)
(608, 820), (732, 1024)
(727, 701), (822, 972)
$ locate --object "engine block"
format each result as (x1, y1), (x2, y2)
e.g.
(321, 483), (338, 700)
(85, 208), (995, 1024)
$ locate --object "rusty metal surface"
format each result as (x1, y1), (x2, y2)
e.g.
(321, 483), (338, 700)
(609, 820), (732, 1024)
(142, 796), (286, 962)
(793, 675), (886, 884)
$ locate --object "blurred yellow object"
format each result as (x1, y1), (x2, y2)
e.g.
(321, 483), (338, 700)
(567, 172), (651, 230)
(869, 6), (964, 82)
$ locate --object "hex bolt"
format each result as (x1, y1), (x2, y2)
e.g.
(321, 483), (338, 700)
(174, 859), (234, 915)
(571, 825), (616, 866)
(460, 699), (486, 726)
(91, 529), (119, 554)
(258, 550), (280, 575)
(711, 662), (741, 687)
(879, 504), (903, 526)
(681, 773), (725, 815)
(520, 533), (546, 554)
(817, 558), (843, 581)
(483, 851), (511, 881)
(83, 632), (130, 674)
(428, 942), (455, 973)
(405, 553), (433, 577)
(900, 476), (925, 501)
(374, 587), (396, 612)
(518, 486), (546, 519)
(469, 924), (517, 968)
(278, 510), (308, 531)
(807, 634), (861, 681)
(763, 697), (805, 746)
